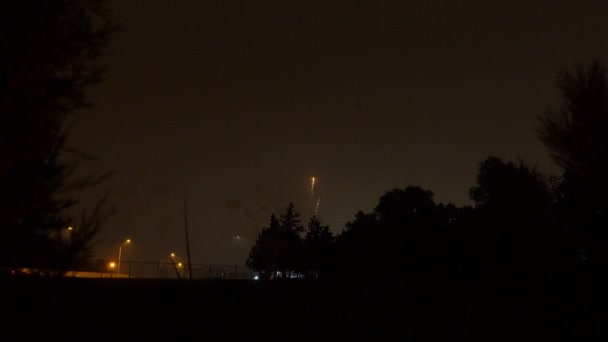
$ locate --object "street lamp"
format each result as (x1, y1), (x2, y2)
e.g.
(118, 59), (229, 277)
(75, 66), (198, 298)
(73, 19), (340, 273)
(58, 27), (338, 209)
(117, 239), (131, 274)
(168, 252), (182, 279)
(62, 226), (74, 242)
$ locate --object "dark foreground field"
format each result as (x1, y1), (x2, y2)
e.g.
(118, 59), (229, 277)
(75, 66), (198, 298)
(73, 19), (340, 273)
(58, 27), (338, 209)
(1, 274), (605, 340)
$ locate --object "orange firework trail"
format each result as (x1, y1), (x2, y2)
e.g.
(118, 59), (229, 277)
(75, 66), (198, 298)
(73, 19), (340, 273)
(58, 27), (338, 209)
(311, 177), (316, 198)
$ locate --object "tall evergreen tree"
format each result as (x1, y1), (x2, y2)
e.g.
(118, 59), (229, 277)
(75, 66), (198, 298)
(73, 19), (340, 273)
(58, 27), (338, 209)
(247, 214), (282, 279)
(303, 215), (333, 278)
(277, 202), (304, 277)
(279, 202), (304, 234)
(247, 204), (305, 279)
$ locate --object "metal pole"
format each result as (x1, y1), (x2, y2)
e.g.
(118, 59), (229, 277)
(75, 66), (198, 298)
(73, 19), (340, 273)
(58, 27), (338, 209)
(117, 245), (122, 274)
(172, 259), (181, 280)
(184, 196), (193, 280)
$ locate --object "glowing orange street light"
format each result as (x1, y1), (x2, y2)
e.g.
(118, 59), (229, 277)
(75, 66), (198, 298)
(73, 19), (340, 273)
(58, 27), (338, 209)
(64, 226), (74, 242)
(117, 239), (131, 274)
(108, 262), (116, 269)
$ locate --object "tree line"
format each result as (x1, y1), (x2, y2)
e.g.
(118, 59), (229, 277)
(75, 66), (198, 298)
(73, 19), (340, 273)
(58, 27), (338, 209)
(0, 1), (117, 275)
(247, 61), (608, 284)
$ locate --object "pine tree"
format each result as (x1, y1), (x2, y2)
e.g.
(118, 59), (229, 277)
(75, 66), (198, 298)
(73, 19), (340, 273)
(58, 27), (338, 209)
(277, 202), (304, 278)
(247, 214), (282, 279)
(303, 215), (334, 278)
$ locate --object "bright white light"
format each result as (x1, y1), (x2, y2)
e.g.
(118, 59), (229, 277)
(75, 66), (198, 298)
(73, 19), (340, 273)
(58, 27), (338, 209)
(254, 275), (259, 280)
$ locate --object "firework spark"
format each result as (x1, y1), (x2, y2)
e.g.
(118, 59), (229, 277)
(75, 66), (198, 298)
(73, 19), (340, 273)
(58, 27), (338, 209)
(311, 176), (316, 198)
(315, 198), (320, 216)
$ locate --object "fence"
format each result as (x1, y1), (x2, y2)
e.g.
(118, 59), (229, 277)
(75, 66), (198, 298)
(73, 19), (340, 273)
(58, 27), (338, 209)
(68, 259), (257, 280)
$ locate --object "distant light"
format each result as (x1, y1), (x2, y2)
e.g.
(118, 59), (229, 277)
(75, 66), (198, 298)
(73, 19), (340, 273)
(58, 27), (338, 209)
(125, 239), (131, 244)
(108, 262), (116, 269)
(68, 226), (73, 231)
(254, 275), (259, 280)
(234, 235), (240, 239)
(170, 253), (175, 257)
(177, 262), (183, 267)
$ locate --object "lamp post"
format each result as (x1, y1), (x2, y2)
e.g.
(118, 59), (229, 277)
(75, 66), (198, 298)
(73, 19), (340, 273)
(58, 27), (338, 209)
(62, 226), (74, 242)
(169, 252), (182, 279)
(66, 226), (74, 274)
(117, 239), (131, 274)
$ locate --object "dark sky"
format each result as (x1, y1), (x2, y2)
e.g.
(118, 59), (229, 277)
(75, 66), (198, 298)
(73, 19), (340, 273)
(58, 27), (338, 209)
(68, 0), (608, 265)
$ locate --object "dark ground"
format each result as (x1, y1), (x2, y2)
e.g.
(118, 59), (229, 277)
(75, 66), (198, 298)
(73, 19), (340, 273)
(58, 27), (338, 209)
(1, 273), (605, 340)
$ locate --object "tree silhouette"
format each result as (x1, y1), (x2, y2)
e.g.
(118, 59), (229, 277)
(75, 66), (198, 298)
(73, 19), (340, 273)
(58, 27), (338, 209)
(303, 215), (334, 278)
(469, 157), (553, 279)
(1, 1), (116, 176)
(434, 203), (476, 275)
(247, 203), (305, 279)
(375, 186), (437, 227)
(332, 210), (379, 280)
(537, 61), (608, 183)
(0, 1), (117, 273)
(277, 202), (304, 278)
(280, 202), (305, 234)
(537, 60), (608, 267)
(376, 186), (442, 276)
(333, 186), (444, 281)
(247, 214), (282, 279)
(470, 157), (551, 218)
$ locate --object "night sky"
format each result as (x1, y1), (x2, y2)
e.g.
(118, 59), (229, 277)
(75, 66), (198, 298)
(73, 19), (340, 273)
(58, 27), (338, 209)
(68, 0), (608, 265)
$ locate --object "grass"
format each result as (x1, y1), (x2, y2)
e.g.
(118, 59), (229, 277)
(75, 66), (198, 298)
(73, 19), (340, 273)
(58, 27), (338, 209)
(1, 275), (602, 340)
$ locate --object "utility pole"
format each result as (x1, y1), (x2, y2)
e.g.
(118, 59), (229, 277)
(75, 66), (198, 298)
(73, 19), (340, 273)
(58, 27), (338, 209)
(184, 195), (193, 280)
